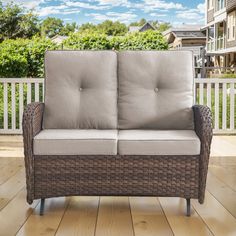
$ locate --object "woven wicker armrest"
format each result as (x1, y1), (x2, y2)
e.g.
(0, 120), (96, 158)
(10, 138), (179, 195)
(192, 105), (213, 203)
(23, 102), (44, 203)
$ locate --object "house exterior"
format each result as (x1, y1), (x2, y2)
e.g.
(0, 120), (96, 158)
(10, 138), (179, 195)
(51, 35), (68, 45)
(129, 22), (156, 33)
(204, 0), (236, 70)
(163, 25), (206, 69)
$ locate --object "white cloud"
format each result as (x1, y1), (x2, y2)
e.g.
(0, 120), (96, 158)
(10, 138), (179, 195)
(176, 3), (205, 22)
(65, 1), (110, 10)
(135, 0), (184, 13)
(37, 5), (79, 17)
(97, 0), (129, 6)
(176, 10), (200, 20)
(86, 11), (137, 23)
(197, 3), (205, 14)
(150, 12), (167, 17)
(2, 0), (45, 9)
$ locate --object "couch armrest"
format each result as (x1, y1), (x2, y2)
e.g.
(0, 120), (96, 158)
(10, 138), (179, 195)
(22, 102), (44, 203)
(192, 105), (213, 203)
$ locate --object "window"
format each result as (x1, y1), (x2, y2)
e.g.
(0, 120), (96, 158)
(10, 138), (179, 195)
(217, 0), (225, 11)
(208, 0), (213, 9)
(227, 11), (236, 41)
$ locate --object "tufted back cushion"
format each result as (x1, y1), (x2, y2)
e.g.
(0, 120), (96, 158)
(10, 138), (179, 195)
(118, 51), (194, 130)
(43, 51), (117, 129)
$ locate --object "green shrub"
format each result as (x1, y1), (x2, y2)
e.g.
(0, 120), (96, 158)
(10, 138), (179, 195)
(111, 30), (168, 50)
(0, 39), (29, 77)
(221, 74), (236, 78)
(26, 37), (58, 77)
(63, 32), (111, 50)
(64, 30), (168, 50)
(0, 37), (58, 78)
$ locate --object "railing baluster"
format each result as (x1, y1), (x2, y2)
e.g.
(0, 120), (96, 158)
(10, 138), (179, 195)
(42, 82), (45, 102)
(214, 83), (219, 130)
(11, 82), (16, 130)
(3, 82), (8, 130)
(207, 83), (211, 109)
(230, 83), (235, 130)
(199, 83), (204, 105)
(222, 83), (227, 130)
(19, 83), (24, 130)
(0, 78), (235, 134)
(35, 83), (39, 102)
(27, 83), (31, 104)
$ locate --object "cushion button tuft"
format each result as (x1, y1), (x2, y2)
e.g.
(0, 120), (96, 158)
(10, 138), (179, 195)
(79, 88), (83, 91)
(154, 88), (158, 93)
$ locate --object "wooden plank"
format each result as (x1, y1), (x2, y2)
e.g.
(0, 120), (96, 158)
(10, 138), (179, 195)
(17, 197), (69, 236)
(214, 83), (219, 130)
(0, 189), (38, 236)
(192, 191), (236, 236)
(0, 159), (23, 185)
(0, 168), (25, 210)
(207, 172), (236, 218)
(230, 83), (235, 130)
(222, 83), (227, 130)
(209, 165), (236, 191)
(159, 197), (213, 236)
(130, 197), (173, 236)
(26, 83), (31, 104)
(35, 83), (39, 102)
(3, 82), (8, 130)
(95, 197), (134, 236)
(19, 83), (24, 130)
(199, 83), (204, 105)
(56, 196), (99, 236)
(11, 82), (16, 130)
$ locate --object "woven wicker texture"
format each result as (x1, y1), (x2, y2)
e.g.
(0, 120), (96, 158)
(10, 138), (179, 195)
(23, 103), (212, 204)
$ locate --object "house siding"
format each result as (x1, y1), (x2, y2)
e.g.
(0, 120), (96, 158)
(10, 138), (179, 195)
(227, 39), (236, 48)
(226, 0), (236, 12)
(207, 9), (215, 23)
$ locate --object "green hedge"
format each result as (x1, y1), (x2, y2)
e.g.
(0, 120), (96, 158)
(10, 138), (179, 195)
(0, 37), (58, 78)
(0, 31), (168, 78)
(63, 30), (168, 50)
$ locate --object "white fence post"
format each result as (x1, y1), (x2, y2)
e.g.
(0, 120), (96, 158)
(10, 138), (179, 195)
(0, 78), (44, 134)
(0, 78), (236, 134)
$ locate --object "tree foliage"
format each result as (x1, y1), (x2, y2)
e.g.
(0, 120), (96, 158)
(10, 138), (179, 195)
(129, 18), (147, 27)
(79, 20), (128, 36)
(156, 22), (171, 32)
(129, 19), (171, 32)
(40, 17), (77, 38)
(97, 20), (128, 36)
(0, 1), (39, 41)
(40, 17), (64, 38)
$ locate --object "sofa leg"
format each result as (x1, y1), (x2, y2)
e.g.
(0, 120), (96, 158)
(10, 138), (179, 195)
(40, 199), (45, 216)
(186, 198), (191, 217)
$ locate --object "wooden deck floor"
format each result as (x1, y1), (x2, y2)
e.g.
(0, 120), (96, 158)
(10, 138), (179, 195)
(0, 135), (236, 236)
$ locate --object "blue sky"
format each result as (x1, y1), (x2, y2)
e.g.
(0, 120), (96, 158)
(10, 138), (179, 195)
(3, 0), (206, 26)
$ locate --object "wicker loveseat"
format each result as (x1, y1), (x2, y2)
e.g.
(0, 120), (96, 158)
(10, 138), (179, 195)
(23, 50), (212, 216)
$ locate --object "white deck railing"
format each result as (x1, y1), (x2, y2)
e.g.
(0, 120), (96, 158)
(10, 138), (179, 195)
(0, 78), (236, 134)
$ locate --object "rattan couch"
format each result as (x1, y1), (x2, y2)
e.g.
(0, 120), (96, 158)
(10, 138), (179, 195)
(23, 51), (212, 216)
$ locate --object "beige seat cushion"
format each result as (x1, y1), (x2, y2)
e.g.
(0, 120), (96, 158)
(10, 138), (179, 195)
(118, 130), (200, 155)
(118, 51), (194, 130)
(43, 50), (117, 129)
(34, 129), (118, 155)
